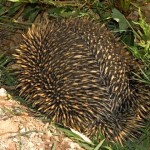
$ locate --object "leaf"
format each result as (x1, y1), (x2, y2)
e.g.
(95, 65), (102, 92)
(103, 146), (113, 150)
(28, 7), (41, 22)
(94, 139), (105, 150)
(48, 7), (63, 18)
(22, 5), (41, 22)
(48, 7), (78, 18)
(7, 3), (23, 17)
(8, 0), (20, 2)
(51, 142), (56, 150)
(120, 30), (134, 46)
(60, 9), (79, 18)
(8, 0), (38, 2)
(111, 8), (130, 31)
(56, 125), (95, 149)
(0, 4), (5, 16)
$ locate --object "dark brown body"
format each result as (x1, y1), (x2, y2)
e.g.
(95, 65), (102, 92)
(15, 19), (150, 144)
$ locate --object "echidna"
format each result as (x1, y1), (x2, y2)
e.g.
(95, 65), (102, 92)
(15, 19), (150, 144)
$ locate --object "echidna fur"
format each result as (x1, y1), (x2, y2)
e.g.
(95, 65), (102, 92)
(15, 19), (150, 144)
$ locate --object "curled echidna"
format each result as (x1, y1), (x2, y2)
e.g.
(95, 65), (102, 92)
(15, 19), (150, 144)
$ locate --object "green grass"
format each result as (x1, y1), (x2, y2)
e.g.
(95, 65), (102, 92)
(111, 7), (150, 85)
(0, 53), (16, 86)
(56, 121), (150, 150)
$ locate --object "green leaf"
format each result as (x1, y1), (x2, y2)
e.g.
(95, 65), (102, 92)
(56, 125), (95, 149)
(8, 0), (38, 2)
(111, 8), (129, 31)
(120, 30), (134, 46)
(0, 5), (5, 16)
(22, 6), (41, 22)
(94, 139), (105, 150)
(28, 7), (41, 22)
(103, 146), (113, 150)
(60, 9), (79, 18)
(7, 3), (23, 17)
(51, 142), (56, 150)
(48, 7), (63, 18)
(8, 0), (20, 2)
